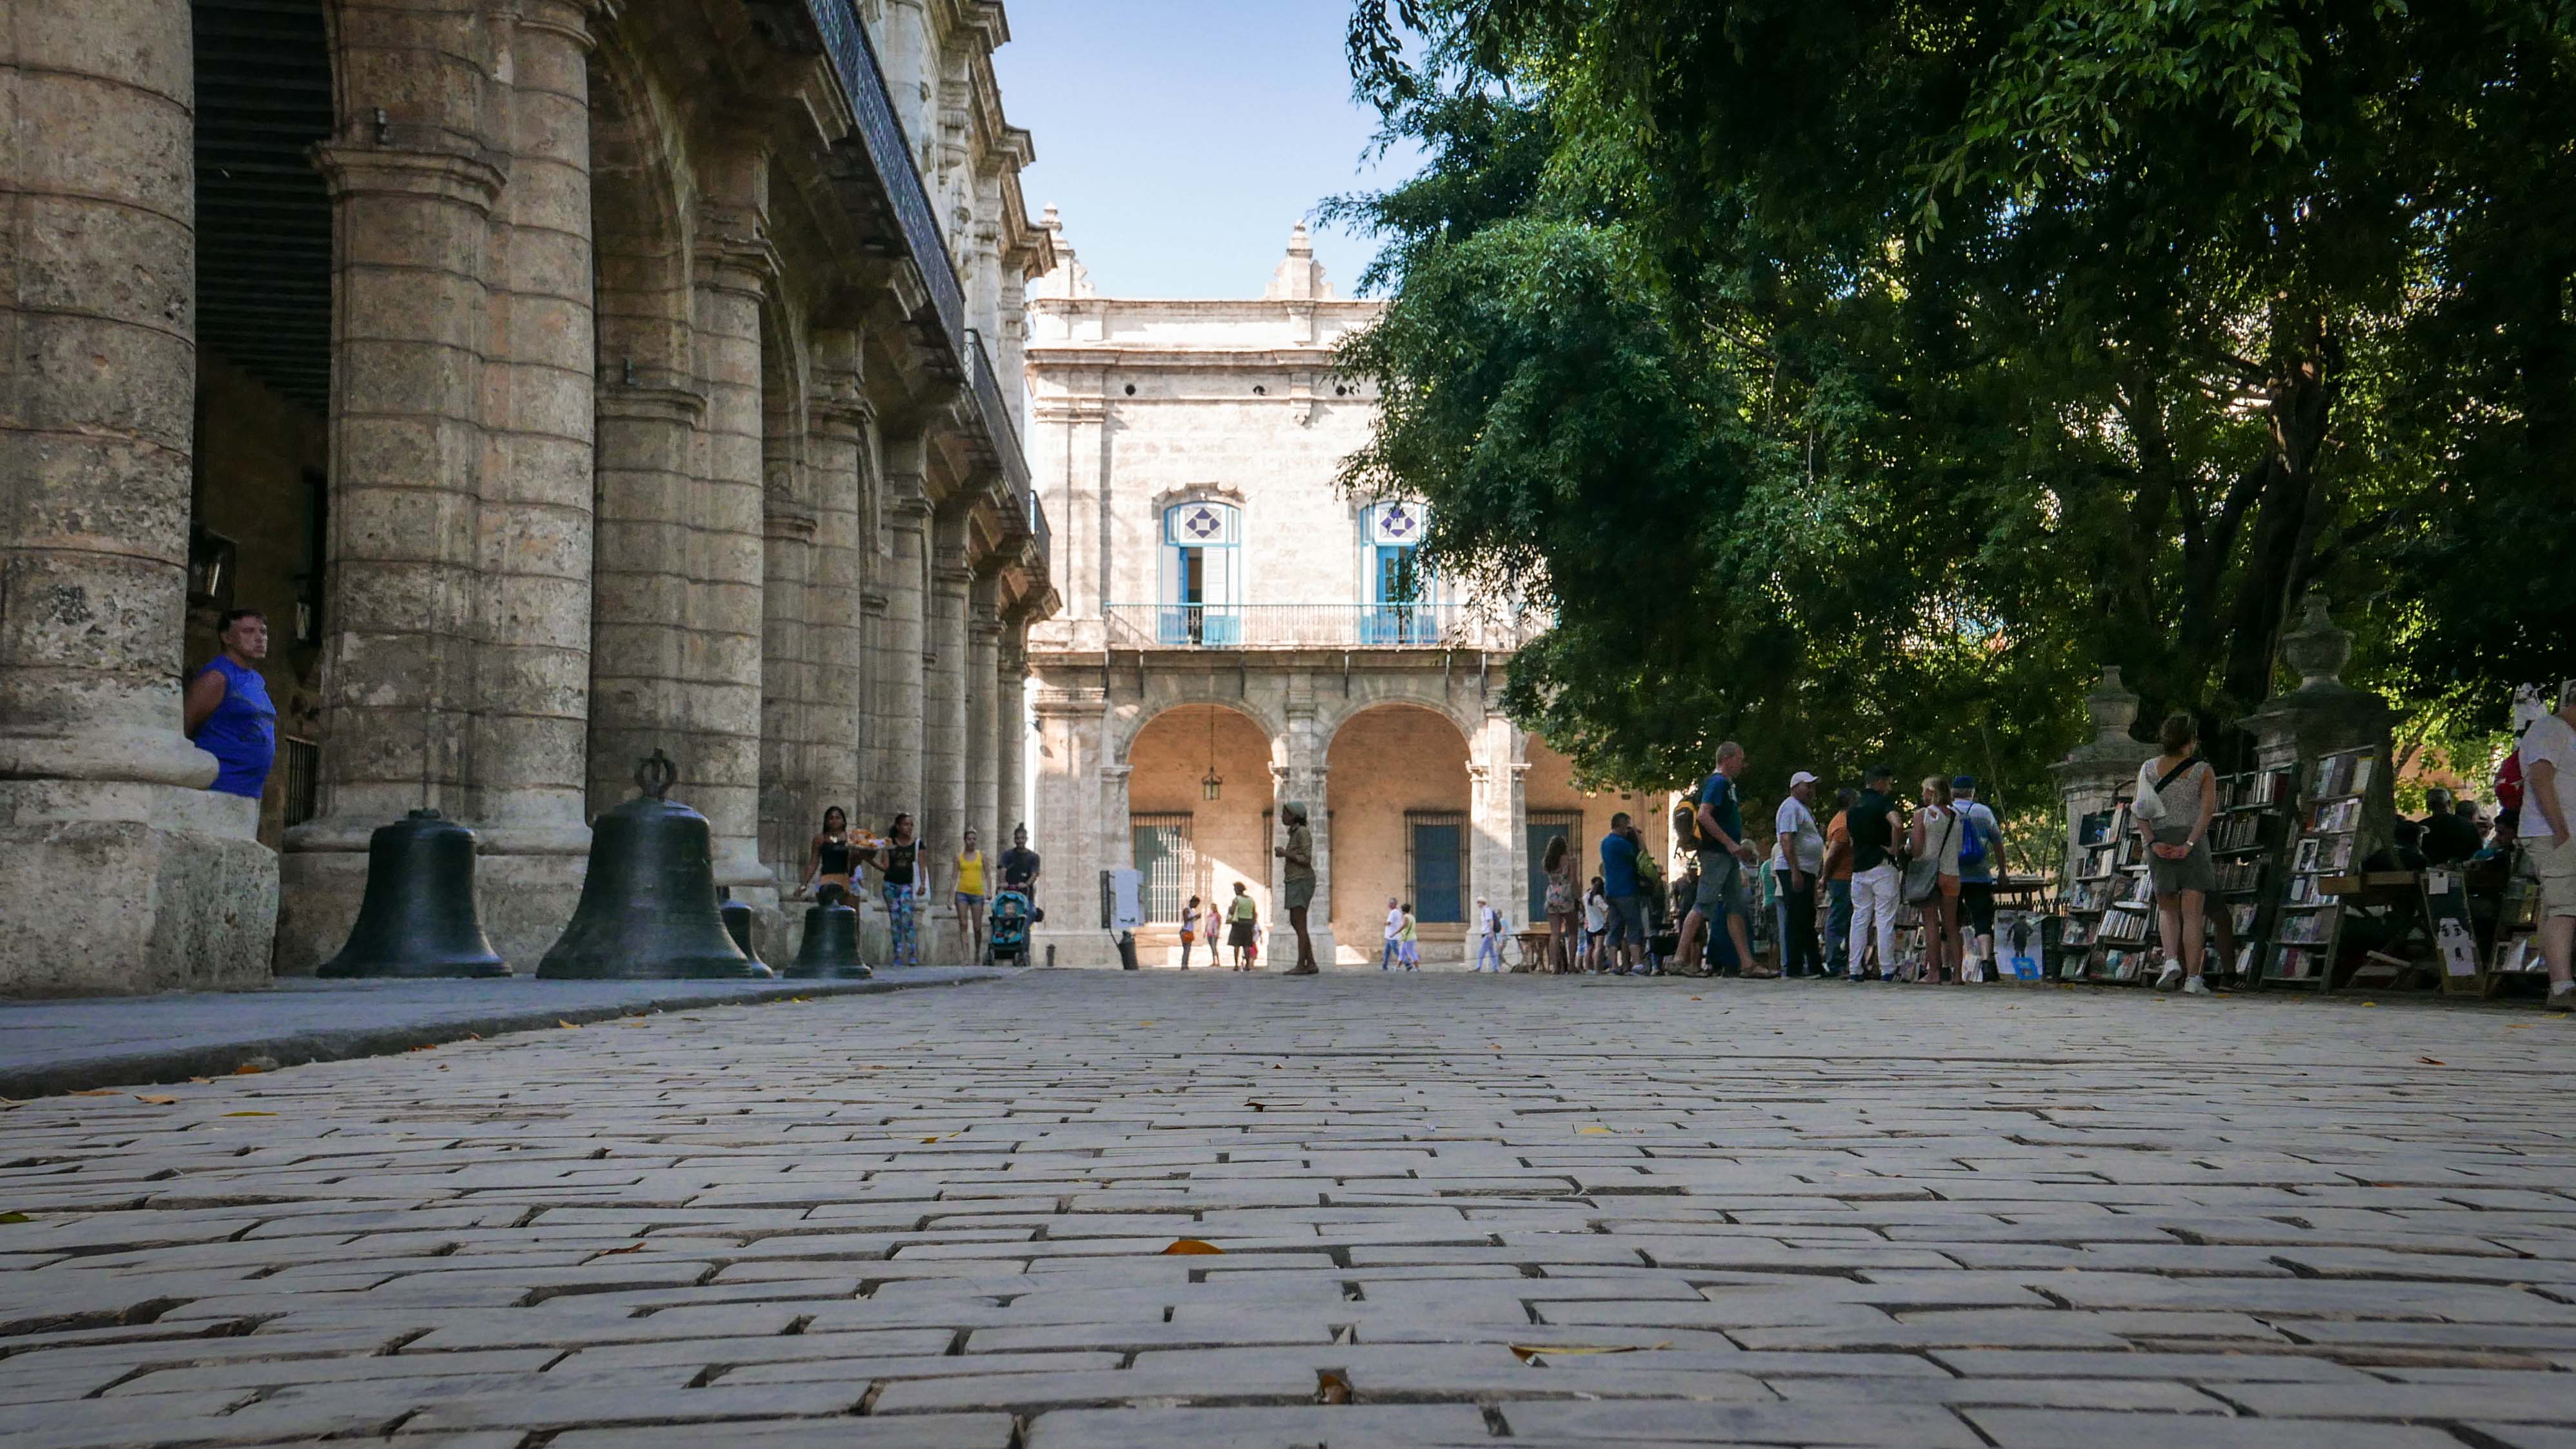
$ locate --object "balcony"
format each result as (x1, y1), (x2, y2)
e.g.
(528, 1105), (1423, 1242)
(802, 1), (1040, 569)
(1104, 603), (1524, 651)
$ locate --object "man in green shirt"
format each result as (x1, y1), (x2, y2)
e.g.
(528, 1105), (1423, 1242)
(1275, 801), (1320, 974)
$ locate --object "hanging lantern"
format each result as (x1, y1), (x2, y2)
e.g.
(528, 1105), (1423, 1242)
(1201, 708), (1221, 800)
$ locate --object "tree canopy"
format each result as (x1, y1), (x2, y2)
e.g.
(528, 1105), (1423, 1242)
(1332, 0), (2576, 817)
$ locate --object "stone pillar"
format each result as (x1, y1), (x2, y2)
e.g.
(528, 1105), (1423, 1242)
(1279, 694), (1337, 965)
(685, 175), (775, 930)
(879, 475), (930, 819)
(923, 517), (971, 861)
(857, 586), (892, 824)
(1468, 714), (1528, 934)
(281, 46), (512, 970)
(2050, 667), (2158, 886)
(807, 341), (866, 827)
(0, 0), (276, 994)
(2239, 590), (2399, 852)
(996, 621), (1028, 835)
(1030, 684), (1113, 965)
(586, 383), (706, 815)
(966, 582), (1002, 852)
(468, 0), (600, 963)
(759, 498), (815, 892)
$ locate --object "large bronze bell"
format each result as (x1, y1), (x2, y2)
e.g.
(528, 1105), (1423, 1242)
(536, 751), (772, 980)
(786, 884), (871, 979)
(719, 888), (763, 966)
(317, 809), (510, 978)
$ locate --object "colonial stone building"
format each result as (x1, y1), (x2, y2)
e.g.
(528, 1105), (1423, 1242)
(1023, 220), (1658, 966)
(1, 0), (1055, 993)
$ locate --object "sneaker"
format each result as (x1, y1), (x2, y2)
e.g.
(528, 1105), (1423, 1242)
(2548, 984), (2575, 1012)
(2155, 959), (2184, 992)
(2182, 976), (2213, 996)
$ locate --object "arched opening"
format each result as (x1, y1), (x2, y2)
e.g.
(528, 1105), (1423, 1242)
(1327, 703), (1471, 961)
(1126, 704), (1275, 964)
(186, 0), (336, 846)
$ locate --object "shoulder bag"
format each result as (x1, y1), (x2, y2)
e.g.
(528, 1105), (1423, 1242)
(1902, 810), (1956, 905)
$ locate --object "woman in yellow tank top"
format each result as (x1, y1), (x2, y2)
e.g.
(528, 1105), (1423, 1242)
(954, 828), (988, 962)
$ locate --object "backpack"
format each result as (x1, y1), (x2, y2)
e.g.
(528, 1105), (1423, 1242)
(1957, 805), (1988, 869)
(2496, 749), (2524, 813)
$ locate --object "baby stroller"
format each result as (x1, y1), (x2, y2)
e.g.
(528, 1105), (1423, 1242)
(985, 888), (1033, 966)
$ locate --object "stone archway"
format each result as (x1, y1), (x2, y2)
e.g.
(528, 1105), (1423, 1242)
(1326, 703), (1473, 963)
(1125, 704), (1276, 964)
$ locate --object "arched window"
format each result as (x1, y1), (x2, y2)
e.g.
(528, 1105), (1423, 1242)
(1160, 499), (1241, 645)
(1363, 499), (1433, 643)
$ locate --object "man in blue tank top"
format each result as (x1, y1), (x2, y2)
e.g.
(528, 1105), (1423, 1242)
(184, 609), (276, 799)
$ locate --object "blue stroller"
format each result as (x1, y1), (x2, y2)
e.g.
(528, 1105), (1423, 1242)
(986, 888), (1033, 965)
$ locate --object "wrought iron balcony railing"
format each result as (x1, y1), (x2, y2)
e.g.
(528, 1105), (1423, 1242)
(804, 1), (1043, 578)
(1104, 603), (1517, 650)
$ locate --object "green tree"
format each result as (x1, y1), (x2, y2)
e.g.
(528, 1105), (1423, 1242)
(1335, 0), (2575, 811)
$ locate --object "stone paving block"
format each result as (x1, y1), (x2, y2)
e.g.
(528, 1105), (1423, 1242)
(1967, 1408), (2470, 1449)
(551, 1417), (1017, 1449)
(1500, 1399), (1986, 1446)
(1023, 1403), (1497, 1449)
(399, 1381), (866, 1432)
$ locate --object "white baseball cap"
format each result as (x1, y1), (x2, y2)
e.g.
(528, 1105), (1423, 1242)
(1788, 770), (1819, 787)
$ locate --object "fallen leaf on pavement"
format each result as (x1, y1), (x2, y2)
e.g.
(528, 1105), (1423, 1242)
(1577, 1126), (1615, 1135)
(134, 1095), (179, 1105)
(232, 1063), (267, 1075)
(597, 1242), (648, 1255)
(1160, 1238), (1224, 1255)
(559, 1021), (581, 1030)
(1315, 1368), (1352, 1403)
(0, 1212), (32, 1224)
(2419, 1056), (2446, 1065)
(1508, 1342), (1668, 1363)
(70, 1088), (124, 1097)
(221, 1110), (276, 1117)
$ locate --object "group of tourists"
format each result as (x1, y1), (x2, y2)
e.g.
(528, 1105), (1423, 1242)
(1528, 739), (2019, 986)
(799, 814), (1041, 968)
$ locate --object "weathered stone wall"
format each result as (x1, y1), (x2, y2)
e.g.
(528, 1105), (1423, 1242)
(7, 0), (1055, 991)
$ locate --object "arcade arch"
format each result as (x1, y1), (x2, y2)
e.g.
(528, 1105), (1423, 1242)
(1125, 704), (1277, 958)
(1326, 703), (1472, 957)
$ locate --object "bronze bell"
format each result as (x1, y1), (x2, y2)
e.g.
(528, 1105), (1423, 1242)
(786, 884), (871, 979)
(718, 887), (763, 966)
(536, 751), (772, 980)
(317, 809), (510, 978)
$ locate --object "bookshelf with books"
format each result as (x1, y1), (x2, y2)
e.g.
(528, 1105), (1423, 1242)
(2061, 795), (2158, 983)
(2263, 746), (2375, 990)
(2482, 849), (2548, 995)
(2210, 768), (2295, 984)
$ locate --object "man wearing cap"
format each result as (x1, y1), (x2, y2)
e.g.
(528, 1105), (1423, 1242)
(1950, 776), (2003, 977)
(1773, 772), (1826, 978)
(1273, 803), (1320, 974)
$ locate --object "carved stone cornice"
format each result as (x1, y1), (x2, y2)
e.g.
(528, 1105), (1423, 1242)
(313, 143), (507, 215)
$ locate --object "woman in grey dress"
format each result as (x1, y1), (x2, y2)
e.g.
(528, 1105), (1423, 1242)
(2135, 712), (2219, 995)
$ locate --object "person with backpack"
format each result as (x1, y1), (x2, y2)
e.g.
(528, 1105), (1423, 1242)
(1470, 895), (1507, 972)
(1949, 776), (2002, 979)
(1907, 776), (1966, 983)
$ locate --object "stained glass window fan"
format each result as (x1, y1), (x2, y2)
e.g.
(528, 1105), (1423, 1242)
(1160, 501), (1241, 645)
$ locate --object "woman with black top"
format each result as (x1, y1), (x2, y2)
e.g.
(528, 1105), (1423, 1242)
(875, 813), (921, 970)
(803, 806), (854, 901)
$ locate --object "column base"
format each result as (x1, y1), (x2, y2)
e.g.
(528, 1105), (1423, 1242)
(0, 783), (276, 995)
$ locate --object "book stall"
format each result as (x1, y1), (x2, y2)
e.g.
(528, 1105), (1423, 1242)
(2210, 767), (2296, 986)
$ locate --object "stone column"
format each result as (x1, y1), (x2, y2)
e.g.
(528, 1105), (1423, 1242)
(857, 586), (891, 823)
(923, 516), (971, 861)
(281, 46), (512, 970)
(879, 477), (930, 818)
(2050, 668), (2158, 886)
(807, 342), (866, 827)
(0, 0), (276, 994)
(996, 620), (1028, 835)
(966, 581), (1002, 852)
(1468, 714), (1528, 934)
(2239, 590), (2399, 852)
(586, 383), (706, 815)
(468, 0), (600, 963)
(1029, 684), (1113, 964)
(1279, 693), (1337, 966)
(759, 499), (815, 893)
(685, 177), (775, 930)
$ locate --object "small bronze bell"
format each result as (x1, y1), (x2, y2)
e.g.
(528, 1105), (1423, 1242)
(718, 887), (763, 966)
(536, 752), (772, 980)
(317, 809), (510, 978)
(786, 884), (871, 979)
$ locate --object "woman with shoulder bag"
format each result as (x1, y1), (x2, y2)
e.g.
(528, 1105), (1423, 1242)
(1904, 777), (1965, 983)
(2136, 713), (2220, 995)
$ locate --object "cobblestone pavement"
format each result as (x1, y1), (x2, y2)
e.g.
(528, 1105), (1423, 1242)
(4, 973), (2574, 1448)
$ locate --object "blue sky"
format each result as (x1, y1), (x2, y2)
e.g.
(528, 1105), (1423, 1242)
(991, 1), (1418, 300)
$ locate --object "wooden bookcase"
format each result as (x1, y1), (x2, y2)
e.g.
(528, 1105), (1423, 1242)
(2061, 794), (2156, 984)
(2482, 847), (2548, 997)
(2264, 746), (2375, 991)
(2210, 768), (2296, 984)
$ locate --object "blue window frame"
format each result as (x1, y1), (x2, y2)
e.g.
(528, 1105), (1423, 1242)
(1363, 501), (1431, 644)
(1408, 811), (1466, 924)
(1160, 501), (1241, 645)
